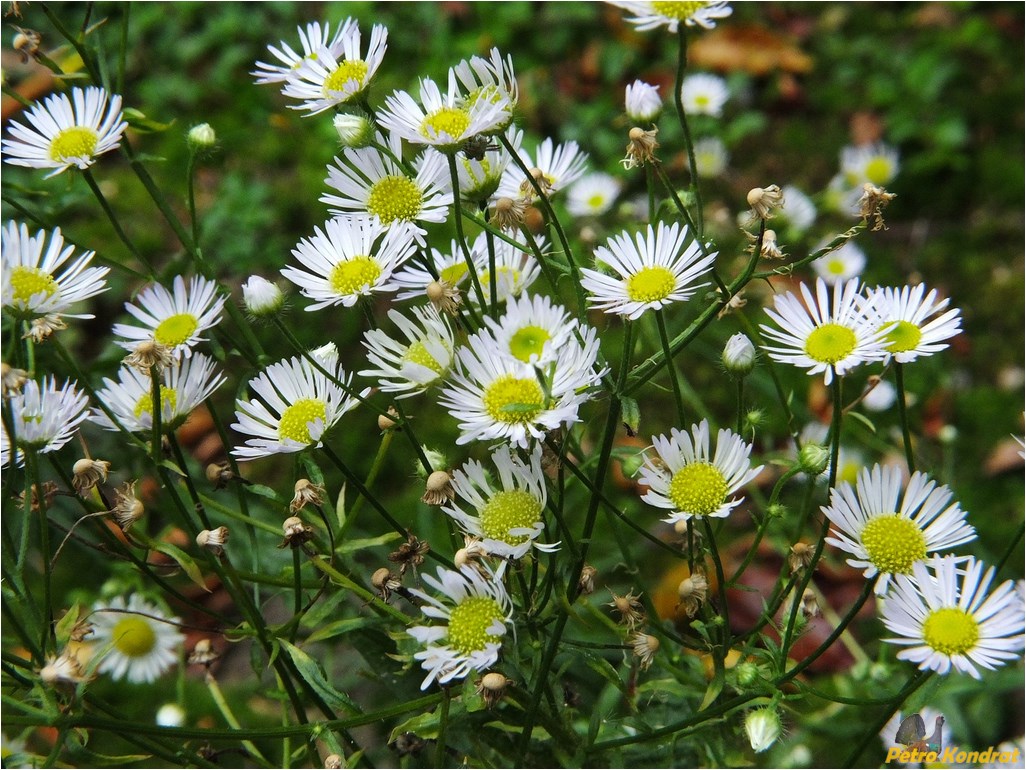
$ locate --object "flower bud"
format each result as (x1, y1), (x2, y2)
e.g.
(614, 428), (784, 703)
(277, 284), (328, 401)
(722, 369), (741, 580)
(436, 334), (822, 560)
(333, 111), (374, 148)
(187, 123), (216, 150)
(744, 707), (781, 753)
(241, 275), (284, 318)
(722, 333), (756, 378)
(733, 660), (761, 688)
(798, 443), (830, 476)
(625, 80), (662, 123)
(156, 703), (186, 727)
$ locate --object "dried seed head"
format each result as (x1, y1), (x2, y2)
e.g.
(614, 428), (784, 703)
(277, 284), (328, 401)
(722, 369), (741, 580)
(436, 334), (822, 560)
(388, 533), (429, 576)
(607, 590), (646, 629)
(110, 481), (144, 531)
(280, 516), (314, 549)
(324, 755), (343, 770)
(205, 462), (236, 489)
(454, 536), (489, 567)
(716, 289), (748, 320)
(291, 478), (325, 513)
(425, 279), (462, 316)
(475, 671), (513, 708)
(677, 572), (709, 618)
(24, 313), (67, 342)
(519, 167), (552, 199)
(421, 470), (454, 505)
(1, 362), (29, 397)
(759, 229), (785, 260)
(622, 126), (660, 170)
(392, 732), (426, 757)
(788, 542), (814, 575)
(747, 185), (784, 220)
(378, 406), (399, 432)
(578, 564), (598, 596)
(124, 339), (175, 373)
(799, 587), (820, 619)
(72, 458), (111, 493)
(858, 183), (896, 231)
(629, 633), (660, 671)
(489, 195), (529, 232)
(196, 526), (230, 555)
(12, 26), (41, 62)
(188, 638), (220, 667)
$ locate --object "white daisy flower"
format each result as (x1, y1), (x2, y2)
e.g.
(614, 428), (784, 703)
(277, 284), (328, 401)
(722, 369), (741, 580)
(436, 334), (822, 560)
(252, 20), (352, 84)
(231, 355), (362, 459)
(881, 555), (1026, 679)
(580, 221), (716, 320)
(566, 172), (621, 217)
(440, 325), (604, 448)
(760, 277), (888, 384)
(811, 240), (867, 285)
(680, 73), (729, 117)
(321, 132), (452, 237)
(475, 235), (543, 307)
(444, 444), (558, 563)
(842, 142), (900, 187)
(2, 221), (109, 319)
(867, 284), (962, 364)
(449, 47), (518, 132)
(281, 216), (418, 310)
(495, 137), (589, 200)
(452, 126), (522, 204)
(1, 377), (89, 468)
(112, 275), (226, 358)
(609, 0), (733, 31)
(91, 354), (225, 434)
(823, 172), (863, 217)
(359, 305), (454, 396)
(2, 86), (126, 177)
(822, 464), (976, 595)
(688, 136), (728, 178)
(378, 75), (511, 152)
(90, 595), (185, 683)
(387, 237), (476, 303)
(407, 564), (514, 689)
(280, 21), (387, 115)
(638, 419), (763, 524)
(778, 184), (816, 234)
(483, 292), (577, 366)
(625, 80), (662, 123)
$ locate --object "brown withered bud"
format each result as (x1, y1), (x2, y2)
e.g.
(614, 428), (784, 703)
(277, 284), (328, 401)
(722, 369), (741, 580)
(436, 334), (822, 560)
(489, 196), (528, 232)
(421, 470), (454, 505)
(124, 339), (175, 373)
(622, 126), (659, 170)
(578, 564), (598, 596)
(205, 462), (235, 490)
(607, 590), (646, 629)
(279, 516), (314, 549)
(858, 183), (896, 232)
(13, 26), (40, 62)
(676, 572), (709, 619)
(188, 638), (220, 667)
(800, 588), (820, 620)
(72, 458), (110, 494)
(788, 542), (814, 575)
(324, 755), (343, 770)
(475, 672), (513, 708)
(392, 732), (426, 757)
(1, 362), (29, 397)
(426, 279), (462, 316)
(747, 185), (784, 220)
(388, 533), (430, 576)
(291, 478), (325, 513)
(629, 632), (660, 671)
(378, 406), (400, 432)
(110, 481), (144, 532)
(18, 481), (59, 513)
(196, 526), (230, 556)
(24, 313), (66, 343)
(40, 648), (92, 689)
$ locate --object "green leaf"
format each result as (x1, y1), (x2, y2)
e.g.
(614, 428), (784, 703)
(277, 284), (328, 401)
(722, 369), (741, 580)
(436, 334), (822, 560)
(122, 107), (176, 133)
(54, 602), (83, 647)
(305, 617), (377, 644)
(278, 640), (361, 715)
(389, 708), (440, 743)
(300, 455), (326, 487)
(336, 482), (347, 530)
(247, 484), (289, 506)
(336, 532), (402, 554)
(147, 541), (209, 592)
(847, 410), (877, 433)
(621, 395), (641, 437)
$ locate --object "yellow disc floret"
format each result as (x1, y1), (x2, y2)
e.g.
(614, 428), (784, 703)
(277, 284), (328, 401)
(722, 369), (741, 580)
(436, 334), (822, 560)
(402, 340), (446, 375)
(323, 59), (369, 95)
(626, 265), (676, 303)
(860, 515), (927, 574)
(651, 1), (708, 21)
(329, 256), (381, 296)
(482, 375), (545, 425)
(922, 607), (979, 656)
(804, 323), (857, 364)
(508, 325), (550, 363)
(48, 126), (99, 162)
(884, 320), (923, 354)
(134, 385), (178, 421)
(10, 266), (58, 304)
(420, 107), (471, 142)
(366, 175), (424, 224)
(111, 615), (157, 658)
(668, 461), (728, 516)
(480, 489), (542, 545)
(278, 398), (328, 444)
(153, 313), (199, 347)
(446, 596), (505, 655)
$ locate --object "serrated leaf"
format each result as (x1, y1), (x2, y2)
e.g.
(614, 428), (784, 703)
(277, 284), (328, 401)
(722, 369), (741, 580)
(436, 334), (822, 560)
(279, 640), (360, 715)
(147, 541), (209, 592)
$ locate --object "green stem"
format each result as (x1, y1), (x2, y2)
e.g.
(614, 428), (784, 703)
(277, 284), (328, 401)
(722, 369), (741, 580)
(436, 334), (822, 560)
(655, 310), (686, 424)
(308, 555), (411, 624)
(894, 362), (916, 473)
(186, 153), (200, 248)
(843, 670), (934, 767)
(205, 671), (273, 766)
(149, 364), (163, 466)
(27, 452), (53, 653)
(674, 27), (703, 237)
(445, 153), (487, 324)
(735, 379), (744, 435)
(81, 169), (154, 275)
(435, 687), (451, 768)
(340, 428), (394, 539)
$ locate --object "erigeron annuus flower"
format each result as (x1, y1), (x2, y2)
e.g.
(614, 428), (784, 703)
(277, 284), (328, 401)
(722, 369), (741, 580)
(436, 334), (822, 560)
(842, 142), (900, 187)
(443, 445), (557, 563)
(439, 325), (604, 448)
(2, 86), (126, 176)
(282, 216), (417, 310)
(760, 277), (887, 385)
(387, 237), (474, 304)
(90, 595), (185, 683)
(811, 240), (866, 285)
(688, 136), (729, 178)
(280, 20), (387, 115)
(778, 185), (816, 234)
(822, 464), (976, 595)
(231, 354), (363, 459)
(113, 275), (226, 359)
(449, 47), (518, 132)
(474, 236), (542, 307)
(867, 284), (962, 364)
(451, 126), (522, 204)
(680, 73), (729, 117)
(321, 133), (452, 239)
(377, 75), (511, 152)
(90, 354), (225, 434)
(2, 222), (109, 320)
(252, 20), (352, 85)
(495, 137), (589, 200)
(625, 80), (662, 123)
(407, 565), (514, 689)
(1, 377), (89, 468)
(609, 0), (733, 31)
(638, 419), (763, 524)
(359, 306), (454, 397)
(581, 221), (716, 320)
(881, 555), (1025, 679)
(566, 172), (621, 218)
(482, 292), (576, 366)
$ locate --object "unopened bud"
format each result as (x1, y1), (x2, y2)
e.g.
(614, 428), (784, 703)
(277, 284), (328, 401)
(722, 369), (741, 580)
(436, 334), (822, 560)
(744, 707), (782, 753)
(722, 333), (756, 377)
(241, 275), (284, 317)
(187, 123), (217, 150)
(156, 703), (186, 727)
(734, 660), (761, 687)
(378, 406), (399, 432)
(333, 111), (375, 148)
(798, 443), (830, 476)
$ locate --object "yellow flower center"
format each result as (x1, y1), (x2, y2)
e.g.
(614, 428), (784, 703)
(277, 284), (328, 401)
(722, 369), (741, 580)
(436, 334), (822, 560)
(439, 263), (469, 285)
(480, 266), (521, 295)
(804, 323), (857, 364)
(668, 461), (728, 516)
(587, 193), (605, 209)
(626, 265), (676, 303)
(278, 398), (327, 444)
(466, 84), (505, 109)
(482, 375), (545, 425)
(402, 340), (445, 374)
(329, 256), (381, 296)
(481, 489), (542, 546)
(508, 325), (550, 363)
(860, 514), (927, 574)
(651, 1), (708, 20)
(420, 107), (471, 142)
(48, 126), (99, 162)
(323, 59), (369, 95)
(366, 175), (423, 224)
(865, 157), (894, 186)
(884, 320), (923, 354)
(446, 596), (505, 656)
(10, 266), (58, 304)
(826, 258), (847, 276)
(922, 607), (979, 656)
(134, 385), (178, 421)
(695, 95), (710, 107)
(111, 615), (157, 658)
(153, 313), (199, 347)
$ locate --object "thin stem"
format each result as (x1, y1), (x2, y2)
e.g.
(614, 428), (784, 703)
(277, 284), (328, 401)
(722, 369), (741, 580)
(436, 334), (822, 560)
(735, 379), (744, 435)
(655, 310), (686, 424)
(445, 153), (487, 324)
(28, 453), (53, 654)
(894, 362), (916, 473)
(340, 428), (394, 539)
(205, 671), (273, 767)
(435, 687), (451, 767)
(81, 169), (154, 275)
(843, 670), (934, 767)
(149, 364), (163, 466)
(186, 153), (200, 248)
(674, 27), (703, 236)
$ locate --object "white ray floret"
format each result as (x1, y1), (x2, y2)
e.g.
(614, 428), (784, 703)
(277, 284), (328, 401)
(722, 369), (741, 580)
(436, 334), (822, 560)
(482, 292), (577, 366)
(252, 20), (353, 84)
(113, 275), (225, 358)
(842, 142), (900, 187)
(608, 0), (733, 32)
(1, 377), (89, 468)
(450, 47), (518, 131)
(866, 284), (962, 364)
(359, 305), (454, 396)
(566, 172), (621, 218)
(495, 137), (588, 200)
(680, 73), (729, 117)
(90, 595), (185, 683)
(811, 240), (866, 285)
